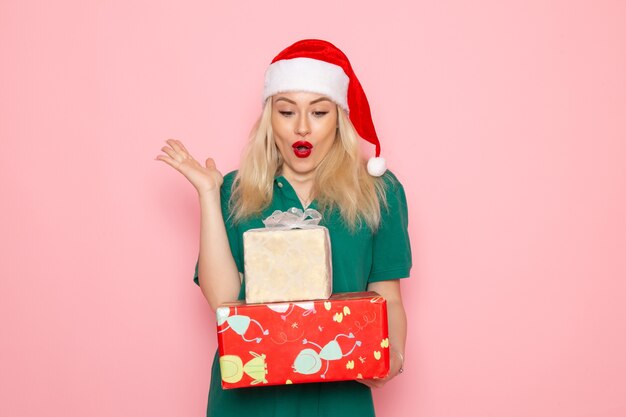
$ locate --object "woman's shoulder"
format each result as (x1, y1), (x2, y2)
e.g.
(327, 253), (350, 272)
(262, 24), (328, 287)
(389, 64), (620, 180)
(220, 170), (239, 200)
(223, 170), (238, 183)
(379, 169), (405, 192)
(377, 169), (408, 215)
(222, 170), (239, 189)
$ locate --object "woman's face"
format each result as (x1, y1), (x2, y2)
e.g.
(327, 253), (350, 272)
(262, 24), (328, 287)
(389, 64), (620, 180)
(271, 91), (338, 180)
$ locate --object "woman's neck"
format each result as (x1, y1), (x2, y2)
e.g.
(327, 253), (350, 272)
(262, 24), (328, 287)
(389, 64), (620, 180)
(282, 171), (315, 208)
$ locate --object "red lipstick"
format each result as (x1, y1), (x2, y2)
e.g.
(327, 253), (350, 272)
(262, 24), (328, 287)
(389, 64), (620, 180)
(292, 141), (313, 158)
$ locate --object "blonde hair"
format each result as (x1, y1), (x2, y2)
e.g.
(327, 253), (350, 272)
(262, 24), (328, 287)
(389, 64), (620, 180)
(230, 99), (387, 230)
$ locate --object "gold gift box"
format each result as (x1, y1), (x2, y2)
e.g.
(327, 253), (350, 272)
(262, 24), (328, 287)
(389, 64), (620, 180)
(243, 226), (332, 303)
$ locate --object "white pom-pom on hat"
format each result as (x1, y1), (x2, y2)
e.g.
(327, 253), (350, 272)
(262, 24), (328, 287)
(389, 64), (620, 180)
(367, 157), (387, 177)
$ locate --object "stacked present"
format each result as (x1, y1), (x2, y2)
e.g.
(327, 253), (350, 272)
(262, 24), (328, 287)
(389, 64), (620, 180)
(243, 208), (332, 304)
(216, 208), (390, 389)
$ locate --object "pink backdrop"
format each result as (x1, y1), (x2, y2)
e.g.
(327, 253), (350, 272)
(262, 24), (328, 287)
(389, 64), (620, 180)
(2, 1), (625, 416)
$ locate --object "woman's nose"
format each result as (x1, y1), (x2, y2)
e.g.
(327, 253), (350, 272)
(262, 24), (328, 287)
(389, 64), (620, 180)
(296, 115), (310, 136)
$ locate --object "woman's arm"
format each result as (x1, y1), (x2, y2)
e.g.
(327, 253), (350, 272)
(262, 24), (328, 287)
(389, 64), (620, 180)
(360, 279), (407, 388)
(197, 189), (241, 310)
(156, 139), (241, 311)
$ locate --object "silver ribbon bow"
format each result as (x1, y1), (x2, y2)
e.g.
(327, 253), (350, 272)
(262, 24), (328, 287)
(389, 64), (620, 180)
(262, 208), (322, 229)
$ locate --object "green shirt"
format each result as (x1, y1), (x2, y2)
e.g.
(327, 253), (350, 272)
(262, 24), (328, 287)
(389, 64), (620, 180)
(193, 170), (412, 417)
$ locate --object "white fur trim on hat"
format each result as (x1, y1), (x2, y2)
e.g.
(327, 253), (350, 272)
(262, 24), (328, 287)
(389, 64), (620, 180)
(263, 57), (350, 111)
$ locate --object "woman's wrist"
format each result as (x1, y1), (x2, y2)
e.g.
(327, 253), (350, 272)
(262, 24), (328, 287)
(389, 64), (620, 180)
(391, 348), (404, 374)
(198, 188), (221, 204)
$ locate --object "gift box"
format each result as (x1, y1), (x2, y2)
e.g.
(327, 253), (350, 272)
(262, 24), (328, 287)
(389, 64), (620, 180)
(216, 292), (390, 389)
(243, 208), (332, 304)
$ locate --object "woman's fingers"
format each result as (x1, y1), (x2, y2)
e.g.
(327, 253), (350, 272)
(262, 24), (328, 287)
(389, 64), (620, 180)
(175, 139), (191, 155)
(157, 145), (193, 170)
(357, 380), (379, 389)
(160, 146), (179, 161)
(160, 139), (198, 167)
(155, 154), (178, 168)
(166, 138), (188, 156)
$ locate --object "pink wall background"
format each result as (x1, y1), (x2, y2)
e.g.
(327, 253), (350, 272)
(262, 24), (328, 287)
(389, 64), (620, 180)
(1, 1), (625, 416)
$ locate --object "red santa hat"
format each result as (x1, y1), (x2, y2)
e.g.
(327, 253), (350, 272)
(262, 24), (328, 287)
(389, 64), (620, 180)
(263, 39), (387, 177)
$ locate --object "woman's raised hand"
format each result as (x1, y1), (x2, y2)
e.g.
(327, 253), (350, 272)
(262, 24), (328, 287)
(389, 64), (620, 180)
(155, 139), (223, 195)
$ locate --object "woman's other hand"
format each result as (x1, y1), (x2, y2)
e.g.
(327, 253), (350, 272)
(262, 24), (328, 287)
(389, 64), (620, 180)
(356, 347), (404, 389)
(155, 139), (223, 195)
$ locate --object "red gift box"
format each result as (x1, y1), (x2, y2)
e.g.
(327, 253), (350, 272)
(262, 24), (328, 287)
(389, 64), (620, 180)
(216, 292), (390, 389)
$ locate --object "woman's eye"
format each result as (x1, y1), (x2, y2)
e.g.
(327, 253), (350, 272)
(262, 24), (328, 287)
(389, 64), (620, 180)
(312, 111), (328, 117)
(279, 111), (294, 117)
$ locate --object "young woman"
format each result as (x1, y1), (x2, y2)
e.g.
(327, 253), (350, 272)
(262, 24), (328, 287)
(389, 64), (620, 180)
(156, 39), (412, 417)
